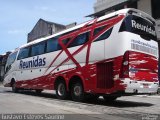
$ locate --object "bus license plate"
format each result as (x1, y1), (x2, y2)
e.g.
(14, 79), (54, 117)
(143, 83), (149, 88)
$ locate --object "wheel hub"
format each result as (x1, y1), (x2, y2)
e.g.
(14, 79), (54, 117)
(57, 83), (65, 96)
(74, 86), (81, 96)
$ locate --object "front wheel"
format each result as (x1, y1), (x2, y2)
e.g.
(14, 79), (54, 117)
(12, 82), (19, 93)
(71, 82), (85, 102)
(56, 81), (68, 100)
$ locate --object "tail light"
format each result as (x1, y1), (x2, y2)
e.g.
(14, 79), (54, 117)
(120, 51), (129, 78)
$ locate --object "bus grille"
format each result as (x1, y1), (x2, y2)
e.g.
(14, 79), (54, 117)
(97, 62), (114, 89)
(131, 43), (157, 56)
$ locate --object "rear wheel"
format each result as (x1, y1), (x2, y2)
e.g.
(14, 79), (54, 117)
(71, 82), (85, 102)
(56, 81), (68, 100)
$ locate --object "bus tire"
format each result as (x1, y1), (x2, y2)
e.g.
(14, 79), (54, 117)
(103, 96), (117, 102)
(71, 82), (85, 102)
(11, 81), (19, 93)
(56, 81), (68, 100)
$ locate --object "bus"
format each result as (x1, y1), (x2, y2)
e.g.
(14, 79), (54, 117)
(3, 8), (159, 102)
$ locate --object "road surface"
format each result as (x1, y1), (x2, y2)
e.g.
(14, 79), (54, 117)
(0, 85), (160, 120)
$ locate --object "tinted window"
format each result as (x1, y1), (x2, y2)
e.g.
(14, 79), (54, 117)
(7, 52), (17, 65)
(46, 37), (62, 52)
(68, 32), (89, 48)
(119, 15), (157, 40)
(17, 47), (30, 60)
(5, 52), (17, 72)
(94, 26), (106, 36)
(31, 42), (45, 56)
(152, 0), (160, 19)
(94, 27), (113, 42)
(5, 52), (18, 73)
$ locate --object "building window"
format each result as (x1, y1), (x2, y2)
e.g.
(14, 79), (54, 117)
(152, 0), (160, 19)
(49, 26), (53, 35)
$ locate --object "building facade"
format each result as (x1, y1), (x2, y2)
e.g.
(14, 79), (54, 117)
(27, 19), (66, 43)
(92, 0), (160, 40)
(0, 52), (11, 81)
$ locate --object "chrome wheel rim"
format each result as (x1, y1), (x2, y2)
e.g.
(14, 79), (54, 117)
(74, 86), (81, 96)
(57, 83), (65, 96)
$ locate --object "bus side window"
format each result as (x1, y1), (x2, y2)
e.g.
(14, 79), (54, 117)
(94, 26), (106, 36)
(17, 47), (30, 60)
(46, 37), (62, 53)
(31, 42), (46, 56)
(67, 32), (89, 48)
(94, 27), (113, 42)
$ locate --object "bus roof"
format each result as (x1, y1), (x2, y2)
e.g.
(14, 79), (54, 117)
(19, 8), (155, 49)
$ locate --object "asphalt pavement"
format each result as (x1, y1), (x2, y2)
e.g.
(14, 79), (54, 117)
(0, 84), (160, 120)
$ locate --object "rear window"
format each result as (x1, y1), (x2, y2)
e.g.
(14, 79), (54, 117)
(119, 15), (157, 40)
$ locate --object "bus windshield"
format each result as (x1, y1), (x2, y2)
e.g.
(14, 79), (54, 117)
(5, 52), (17, 73)
(119, 14), (157, 41)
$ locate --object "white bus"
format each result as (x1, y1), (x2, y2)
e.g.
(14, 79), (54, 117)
(4, 8), (159, 102)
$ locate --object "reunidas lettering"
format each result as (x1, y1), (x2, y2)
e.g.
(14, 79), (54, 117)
(131, 20), (156, 36)
(19, 56), (46, 69)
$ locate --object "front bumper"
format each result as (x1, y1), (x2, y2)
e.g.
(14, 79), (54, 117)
(3, 80), (11, 87)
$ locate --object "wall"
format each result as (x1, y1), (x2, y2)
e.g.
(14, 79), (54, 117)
(94, 0), (128, 13)
(27, 19), (66, 43)
(28, 20), (53, 43)
(156, 20), (160, 40)
(137, 0), (152, 15)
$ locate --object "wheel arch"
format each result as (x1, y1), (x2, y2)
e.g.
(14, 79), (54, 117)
(10, 78), (16, 87)
(54, 76), (66, 90)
